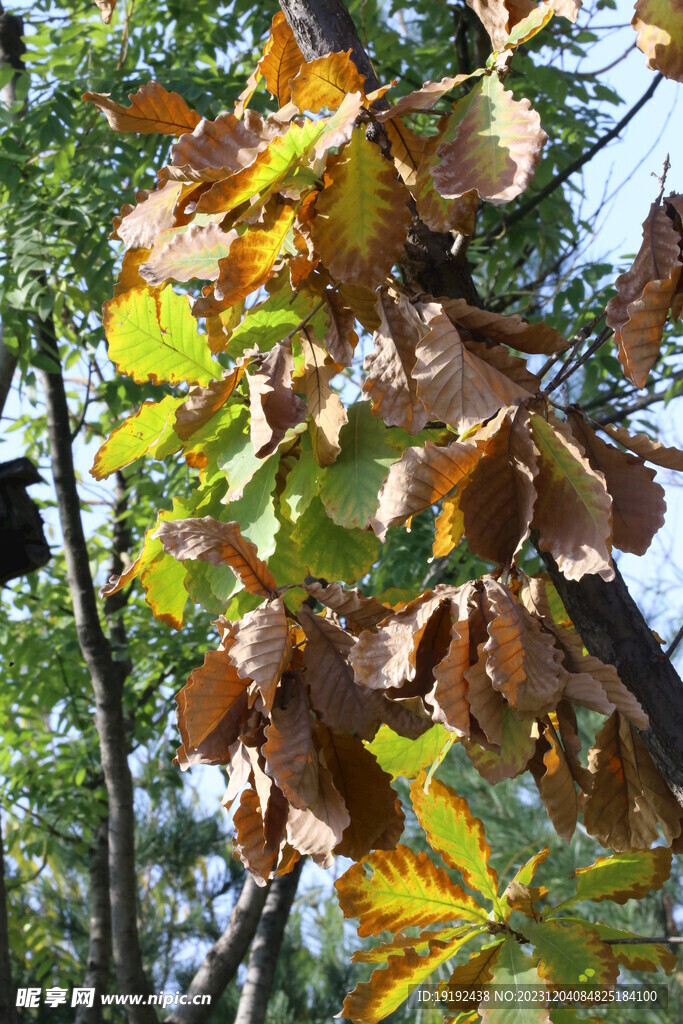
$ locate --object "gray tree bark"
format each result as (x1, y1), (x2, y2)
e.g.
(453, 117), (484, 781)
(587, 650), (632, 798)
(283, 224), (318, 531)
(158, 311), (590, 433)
(76, 818), (111, 1024)
(38, 314), (158, 1024)
(0, 811), (20, 1024)
(0, 3), (26, 420)
(166, 875), (270, 1024)
(279, 0), (683, 801)
(233, 862), (303, 1024)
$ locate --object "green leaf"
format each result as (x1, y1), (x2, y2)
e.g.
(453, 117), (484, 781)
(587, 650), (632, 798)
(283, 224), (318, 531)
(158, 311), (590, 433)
(410, 775), (499, 905)
(140, 552), (189, 630)
(227, 283), (322, 360)
(319, 402), (406, 529)
(591, 924), (677, 974)
(571, 848), (672, 905)
(282, 432), (321, 522)
(103, 285), (222, 385)
(292, 497), (379, 582)
(225, 456), (280, 560)
(91, 395), (183, 479)
(480, 936), (551, 1024)
(524, 920), (619, 988)
(215, 406), (264, 501)
(366, 723), (454, 781)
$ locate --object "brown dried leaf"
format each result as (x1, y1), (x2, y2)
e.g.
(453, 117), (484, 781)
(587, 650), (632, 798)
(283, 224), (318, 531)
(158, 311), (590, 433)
(465, 643), (505, 747)
(465, 340), (541, 392)
(414, 309), (530, 431)
(285, 756), (351, 867)
(428, 613), (471, 734)
(349, 591), (447, 692)
(318, 726), (405, 860)
(83, 81), (201, 135)
(530, 725), (578, 842)
(114, 181), (185, 251)
(552, 623), (648, 729)
(139, 223), (237, 285)
(174, 370), (242, 441)
(156, 517), (277, 597)
(363, 289), (429, 434)
(162, 111), (269, 183)
(415, 124), (479, 235)
(463, 708), (537, 784)
(582, 712), (682, 851)
(303, 580), (392, 630)
(229, 598), (291, 711)
(530, 412), (614, 581)
(300, 329), (348, 466)
(175, 641), (250, 769)
(93, 0), (116, 23)
(247, 341), (307, 458)
(459, 405), (539, 564)
(323, 289), (358, 366)
(606, 200), (682, 387)
(258, 11), (305, 106)
(632, 1), (683, 82)
(377, 73), (475, 121)
(233, 787), (277, 883)
(483, 579), (565, 715)
(372, 439), (482, 540)
(598, 423), (683, 470)
(263, 676), (318, 808)
(441, 297), (566, 355)
(568, 412), (665, 555)
(385, 118), (426, 190)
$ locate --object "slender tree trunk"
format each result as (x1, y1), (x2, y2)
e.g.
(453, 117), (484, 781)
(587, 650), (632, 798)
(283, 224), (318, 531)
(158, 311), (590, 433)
(233, 862), (303, 1024)
(166, 875), (270, 1024)
(76, 818), (111, 1024)
(0, 3), (26, 420)
(278, 0), (683, 800)
(0, 811), (20, 1024)
(38, 316), (157, 1024)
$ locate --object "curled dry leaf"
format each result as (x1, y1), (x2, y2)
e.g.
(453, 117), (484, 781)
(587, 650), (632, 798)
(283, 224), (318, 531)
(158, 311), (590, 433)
(300, 329), (348, 466)
(174, 370), (243, 441)
(598, 422), (683, 470)
(349, 591), (449, 692)
(233, 786), (279, 884)
(415, 125), (479, 235)
(582, 712), (682, 851)
(530, 412), (614, 581)
(363, 289), (429, 434)
(431, 75), (546, 206)
(285, 756), (350, 867)
(463, 707), (537, 784)
(156, 516), (277, 597)
(114, 181), (185, 251)
(83, 81), (201, 135)
(311, 129), (412, 286)
(632, 0), (683, 82)
(161, 111), (270, 183)
(459, 405), (539, 565)
(372, 439), (481, 540)
(428, 610), (471, 735)
(140, 223), (237, 285)
(247, 340), (307, 458)
(529, 725), (578, 843)
(175, 638), (250, 769)
(303, 579), (391, 630)
(440, 296), (566, 355)
(229, 597), (291, 711)
(465, 0), (580, 50)
(483, 578), (566, 715)
(413, 309), (530, 431)
(258, 11), (305, 107)
(606, 198), (683, 387)
(568, 411), (665, 555)
(464, 643), (504, 747)
(93, 0), (116, 23)
(262, 675), (319, 808)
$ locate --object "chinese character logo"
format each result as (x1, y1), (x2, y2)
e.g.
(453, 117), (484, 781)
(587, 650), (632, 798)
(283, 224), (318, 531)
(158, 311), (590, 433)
(72, 988), (96, 1008)
(16, 988), (41, 1008)
(45, 987), (68, 1008)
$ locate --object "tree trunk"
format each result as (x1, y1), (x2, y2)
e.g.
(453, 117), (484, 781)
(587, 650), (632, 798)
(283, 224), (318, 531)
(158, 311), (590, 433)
(38, 315), (157, 1024)
(76, 818), (111, 1024)
(278, 0), (683, 801)
(0, 810), (20, 1024)
(166, 875), (270, 1024)
(233, 862), (303, 1024)
(0, 3), (26, 420)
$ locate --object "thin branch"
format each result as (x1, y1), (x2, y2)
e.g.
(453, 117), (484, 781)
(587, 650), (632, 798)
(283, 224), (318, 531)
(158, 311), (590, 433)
(665, 624), (683, 661)
(603, 936), (683, 945)
(573, 41), (636, 79)
(484, 73), (664, 243)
